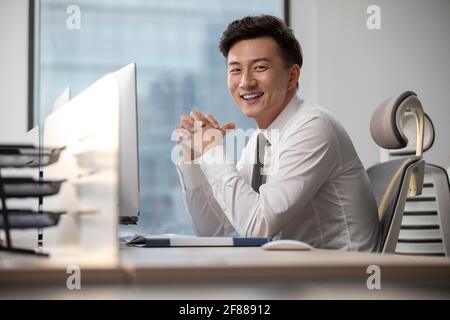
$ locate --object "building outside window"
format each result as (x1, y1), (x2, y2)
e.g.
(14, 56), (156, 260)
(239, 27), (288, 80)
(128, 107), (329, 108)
(34, 0), (285, 234)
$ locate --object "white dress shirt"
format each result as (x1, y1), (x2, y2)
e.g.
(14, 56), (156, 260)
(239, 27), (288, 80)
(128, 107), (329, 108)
(176, 95), (380, 251)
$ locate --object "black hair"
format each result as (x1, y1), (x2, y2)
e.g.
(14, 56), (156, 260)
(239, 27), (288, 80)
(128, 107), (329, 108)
(219, 15), (303, 69)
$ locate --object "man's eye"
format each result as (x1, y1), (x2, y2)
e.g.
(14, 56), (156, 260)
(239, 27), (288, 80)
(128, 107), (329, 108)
(229, 69), (240, 74)
(254, 65), (268, 71)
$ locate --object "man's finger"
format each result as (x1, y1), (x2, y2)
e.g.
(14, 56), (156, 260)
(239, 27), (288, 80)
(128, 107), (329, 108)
(175, 126), (190, 144)
(190, 110), (207, 127)
(220, 122), (236, 135)
(180, 114), (193, 121)
(180, 115), (195, 133)
(180, 120), (195, 133)
(175, 125), (190, 137)
(222, 122), (236, 129)
(205, 114), (220, 129)
(180, 114), (194, 126)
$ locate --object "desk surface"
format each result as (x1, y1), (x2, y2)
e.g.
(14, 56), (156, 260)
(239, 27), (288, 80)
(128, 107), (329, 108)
(1, 247), (450, 299)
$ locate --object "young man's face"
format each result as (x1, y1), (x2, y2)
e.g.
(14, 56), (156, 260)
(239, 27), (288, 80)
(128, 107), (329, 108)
(227, 36), (298, 128)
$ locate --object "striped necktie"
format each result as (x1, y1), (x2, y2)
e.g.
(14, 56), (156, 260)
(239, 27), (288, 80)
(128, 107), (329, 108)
(251, 133), (268, 193)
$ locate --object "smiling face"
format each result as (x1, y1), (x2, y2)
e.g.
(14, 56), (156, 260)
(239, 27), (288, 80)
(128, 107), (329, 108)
(227, 37), (299, 129)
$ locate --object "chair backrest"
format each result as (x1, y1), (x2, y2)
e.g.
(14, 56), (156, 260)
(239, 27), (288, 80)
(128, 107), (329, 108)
(367, 157), (425, 252)
(387, 109), (450, 256)
(368, 91), (425, 253)
(396, 164), (450, 256)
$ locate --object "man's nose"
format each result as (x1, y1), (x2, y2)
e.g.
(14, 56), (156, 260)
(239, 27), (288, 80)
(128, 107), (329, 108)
(239, 71), (257, 89)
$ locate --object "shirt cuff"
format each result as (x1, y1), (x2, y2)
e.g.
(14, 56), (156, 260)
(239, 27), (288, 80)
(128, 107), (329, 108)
(199, 145), (235, 184)
(176, 159), (208, 190)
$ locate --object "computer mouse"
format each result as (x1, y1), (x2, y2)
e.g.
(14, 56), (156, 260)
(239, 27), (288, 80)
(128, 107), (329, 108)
(261, 239), (313, 251)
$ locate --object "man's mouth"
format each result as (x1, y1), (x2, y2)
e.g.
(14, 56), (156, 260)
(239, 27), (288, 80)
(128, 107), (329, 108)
(240, 92), (264, 101)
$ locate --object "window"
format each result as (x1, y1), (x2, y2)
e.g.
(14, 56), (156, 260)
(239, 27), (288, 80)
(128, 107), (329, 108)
(33, 0), (285, 234)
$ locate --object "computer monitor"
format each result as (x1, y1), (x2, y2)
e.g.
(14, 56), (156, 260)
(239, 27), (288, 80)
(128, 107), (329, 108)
(114, 64), (140, 225)
(43, 63), (140, 225)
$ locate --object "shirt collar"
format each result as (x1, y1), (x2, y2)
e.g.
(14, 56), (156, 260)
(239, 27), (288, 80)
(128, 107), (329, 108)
(257, 94), (302, 144)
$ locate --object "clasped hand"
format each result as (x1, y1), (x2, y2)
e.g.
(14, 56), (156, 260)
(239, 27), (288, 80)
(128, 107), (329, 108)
(176, 110), (235, 161)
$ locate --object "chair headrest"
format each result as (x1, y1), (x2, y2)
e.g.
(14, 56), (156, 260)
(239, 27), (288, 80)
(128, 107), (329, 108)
(370, 91), (425, 155)
(390, 112), (435, 155)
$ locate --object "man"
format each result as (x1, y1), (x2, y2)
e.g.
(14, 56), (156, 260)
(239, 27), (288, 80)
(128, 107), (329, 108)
(175, 15), (380, 251)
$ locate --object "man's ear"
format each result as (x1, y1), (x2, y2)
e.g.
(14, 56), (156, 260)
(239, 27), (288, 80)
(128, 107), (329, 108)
(288, 64), (301, 90)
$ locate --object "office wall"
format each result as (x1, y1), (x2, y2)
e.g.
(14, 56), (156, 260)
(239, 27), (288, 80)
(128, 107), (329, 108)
(292, 0), (450, 169)
(0, 0), (29, 142)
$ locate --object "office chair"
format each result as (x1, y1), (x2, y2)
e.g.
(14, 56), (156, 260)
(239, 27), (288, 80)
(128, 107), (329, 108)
(388, 111), (450, 256)
(367, 91), (426, 253)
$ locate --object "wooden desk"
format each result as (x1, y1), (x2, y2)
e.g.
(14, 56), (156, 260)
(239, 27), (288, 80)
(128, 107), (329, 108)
(1, 247), (450, 299)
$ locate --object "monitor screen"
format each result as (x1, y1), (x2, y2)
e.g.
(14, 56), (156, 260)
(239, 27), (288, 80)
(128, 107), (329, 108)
(42, 63), (140, 258)
(114, 63), (140, 224)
